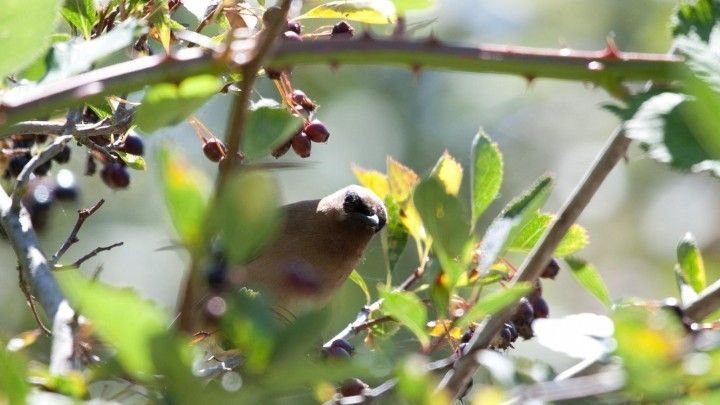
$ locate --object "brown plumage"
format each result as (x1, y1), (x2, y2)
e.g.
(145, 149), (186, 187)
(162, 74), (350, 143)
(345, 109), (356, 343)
(236, 184), (386, 309)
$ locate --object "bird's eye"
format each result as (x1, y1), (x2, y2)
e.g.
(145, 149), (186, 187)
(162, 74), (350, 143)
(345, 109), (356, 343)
(343, 192), (373, 216)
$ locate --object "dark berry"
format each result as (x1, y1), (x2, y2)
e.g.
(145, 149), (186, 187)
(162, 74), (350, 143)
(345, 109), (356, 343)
(304, 120), (330, 143)
(505, 322), (518, 342)
(323, 345), (350, 360)
(271, 141), (291, 158)
(206, 257), (228, 292)
(83, 107), (100, 123)
(331, 21), (354, 39)
(33, 159), (52, 176)
(514, 320), (534, 340)
(8, 154), (31, 177)
(90, 135), (111, 146)
(541, 258), (560, 279)
(53, 145), (71, 164)
(460, 330), (473, 343)
(202, 139), (227, 162)
(100, 162), (130, 189)
(338, 378), (367, 397)
(529, 296), (549, 319)
(85, 155), (97, 176)
(53, 169), (79, 201)
(12, 135), (34, 148)
(513, 298), (534, 324)
(262, 6), (283, 26)
(330, 339), (354, 355)
(291, 89), (316, 112)
(291, 132), (311, 158)
(286, 21), (302, 35)
(282, 31), (302, 42)
(117, 134), (144, 156)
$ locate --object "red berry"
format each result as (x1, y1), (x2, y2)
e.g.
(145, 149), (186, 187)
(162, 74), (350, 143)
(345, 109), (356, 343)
(291, 132), (311, 158)
(304, 120), (330, 143)
(291, 89), (316, 112)
(117, 134), (144, 156)
(541, 258), (560, 279)
(331, 21), (354, 39)
(203, 139), (227, 162)
(101, 162), (130, 189)
(271, 141), (291, 158)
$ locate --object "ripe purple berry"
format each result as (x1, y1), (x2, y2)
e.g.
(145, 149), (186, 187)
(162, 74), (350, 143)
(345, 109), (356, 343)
(331, 21), (354, 39)
(541, 258), (560, 279)
(8, 153), (31, 177)
(330, 339), (354, 355)
(203, 139), (227, 162)
(291, 132), (311, 158)
(117, 134), (145, 156)
(291, 89), (316, 112)
(304, 120), (330, 143)
(529, 296), (549, 319)
(53, 145), (71, 164)
(101, 162), (130, 189)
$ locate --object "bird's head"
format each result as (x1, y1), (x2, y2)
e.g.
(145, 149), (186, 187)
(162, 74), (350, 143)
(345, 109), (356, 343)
(318, 185), (386, 233)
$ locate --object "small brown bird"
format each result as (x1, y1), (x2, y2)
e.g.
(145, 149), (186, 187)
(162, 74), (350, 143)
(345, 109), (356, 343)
(236, 184), (386, 310)
(179, 185), (386, 332)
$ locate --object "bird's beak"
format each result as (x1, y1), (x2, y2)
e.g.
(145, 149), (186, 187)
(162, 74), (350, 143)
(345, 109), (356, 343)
(351, 212), (384, 233)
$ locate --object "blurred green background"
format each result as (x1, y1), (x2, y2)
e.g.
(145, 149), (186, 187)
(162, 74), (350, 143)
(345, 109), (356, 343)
(3, 0), (720, 373)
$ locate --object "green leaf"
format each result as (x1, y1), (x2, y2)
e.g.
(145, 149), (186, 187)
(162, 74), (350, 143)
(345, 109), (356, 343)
(392, 0), (434, 14)
(677, 232), (707, 293)
(158, 147), (210, 248)
(213, 171), (282, 264)
(61, 0), (98, 39)
(430, 151), (463, 196)
(672, 0), (720, 41)
(622, 91), (720, 177)
(477, 176), (553, 275)
(243, 99), (304, 159)
(116, 151), (146, 171)
(564, 257), (612, 308)
(298, 0), (396, 24)
(380, 289), (429, 348)
(508, 212), (588, 257)
(150, 0), (172, 52)
(381, 196), (409, 273)
(349, 270), (371, 304)
(612, 306), (685, 399)
(396, 356), (451, 405)
(352, 165), (390, 200)
(57, 271), (170, 380)
(0, 345), (29, 405)
(0, 0), (62, 78)
(414, 177), (472, 284)
(136, 74), (221, 133)
(457, 283), (532, 328)
(471, 130), (503, 228)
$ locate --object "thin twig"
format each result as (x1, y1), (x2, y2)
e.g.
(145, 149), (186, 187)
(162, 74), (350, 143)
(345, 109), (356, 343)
(51, 199), (106, 264)
(438, 128), (632, 398)
(2, 107), (134, 139)
(54, 242), (124, 270)
(18, 265), (52, 335)
(506, 369), (625, 404)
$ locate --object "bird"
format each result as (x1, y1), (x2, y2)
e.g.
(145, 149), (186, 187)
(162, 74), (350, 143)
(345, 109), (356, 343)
(179, 185), (386, 332)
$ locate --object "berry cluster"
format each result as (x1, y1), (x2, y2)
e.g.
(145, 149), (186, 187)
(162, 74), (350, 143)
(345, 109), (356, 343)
(2, 134), (69, 179)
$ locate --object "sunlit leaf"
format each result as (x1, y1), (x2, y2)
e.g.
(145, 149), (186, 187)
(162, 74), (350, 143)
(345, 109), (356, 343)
(0, 344), (29, 405)
(457, 283), (531, 328)
(298, 0), (396, 24)
(427, 319), (462, 340)
(477, 176), (553, 275)
(0, 0), (61, 79)
(61, 0), (98, 39)
(674, 266), (699, 305)
(116, 151), (146, 171)
(508, 212), (588, 257)
(150, 0), (172, 52)
(672, 0), (720, 41)
(430, 151), (463, 196)
(392, 0), (434, 14)
(677, 232), (707, 293)
(136, 75), (221, 133)
(57, 272), (170, 380)
(213, 171), (282, 264)
(387, 157), (419, 203)
(349, 270), (371, 304)
(380, 289), (429, 348)
(471, 130), (503, 227)
(243, 99), (303, 159)
(565, 257), (612, 308)
(158, 147), (210, 248)
(353, 165), (390, 200)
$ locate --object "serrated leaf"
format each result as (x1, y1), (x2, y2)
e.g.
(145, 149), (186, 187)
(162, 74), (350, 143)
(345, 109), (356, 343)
(392, 0), (434, 14)
(61, 0), (98, 39)
(387, 157), (419, 203)
(56, 271), (170, 380)
(381, 196), (409, 272)
(456, 283), (531, 328)
(243, 100), (303, 159)
(298, 0), (396, 24)
(116, 151), (146, 170)
(477, 176), (553, 275)
(0, 0), (62, 79)
(158, 147), (209, 248)
(136, 75), (221, 133)
(430, 151), (463, 196)
(677, 232), (707, 293)
(380, 289), (429, 348)
(471, 130), (503, 228)
(564, 257), (612, 308)
(0, 344), (29, 405)
(213, 171), (282, 264)
(349, 270), (371, 304)
(508, 212), (588, 257)
(622, 91), (720, 177)
(353, 165), (390, 200)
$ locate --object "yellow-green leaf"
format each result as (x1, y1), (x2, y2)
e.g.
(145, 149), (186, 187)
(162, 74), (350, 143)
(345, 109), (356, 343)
(387, 156), (419, 203)
(298, 0), (396, 24)
(471, 130), (503, 227)
(349, 270), (371, 304)
(430, 151), (463, 196)
(565, 257), (612, 308)
(508, 212), (588, 257)
(380, 288), (429, 348)
(115, 151), (146, 171)
(352, 165), (390, 200)
(677, 232), (706, 293)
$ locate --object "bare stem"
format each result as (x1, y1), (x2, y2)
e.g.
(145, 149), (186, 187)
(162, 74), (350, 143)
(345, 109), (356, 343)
(54, 242), (124, 270)
(51, 199), (106, 265)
